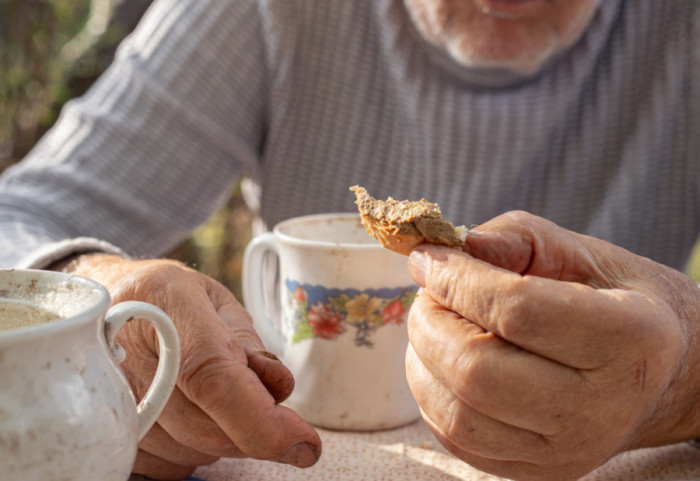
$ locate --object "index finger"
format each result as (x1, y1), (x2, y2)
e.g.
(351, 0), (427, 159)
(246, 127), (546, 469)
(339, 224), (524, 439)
(408, 245), (668, 368)
(173, 291), (322, 466)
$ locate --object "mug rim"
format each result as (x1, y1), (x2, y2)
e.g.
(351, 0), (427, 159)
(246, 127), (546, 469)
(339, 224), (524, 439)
(272, 212), (382, 249)
(0, 268), (110, 342)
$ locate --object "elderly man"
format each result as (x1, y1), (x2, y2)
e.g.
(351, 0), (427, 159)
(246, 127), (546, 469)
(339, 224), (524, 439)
(1, 1), (698, 480)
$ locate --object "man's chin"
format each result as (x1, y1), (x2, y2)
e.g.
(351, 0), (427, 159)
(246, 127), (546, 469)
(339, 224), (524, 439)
(403, 0), (602, 77)
(440, 30), (559, 75)
(444, 43), (557, 75)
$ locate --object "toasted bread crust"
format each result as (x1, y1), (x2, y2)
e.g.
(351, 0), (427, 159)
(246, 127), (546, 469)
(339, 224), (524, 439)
(351, 186), (465, 255)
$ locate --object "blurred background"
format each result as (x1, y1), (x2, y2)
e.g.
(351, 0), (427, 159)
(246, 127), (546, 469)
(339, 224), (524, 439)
(0, 0), (252, 299)
(1, 0), (698, 295)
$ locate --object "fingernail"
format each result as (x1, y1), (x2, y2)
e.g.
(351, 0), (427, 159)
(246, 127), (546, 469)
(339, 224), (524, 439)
(408, 251), (427, 287)
(257, 349), (281, 361)
(279, 442), (320, 467)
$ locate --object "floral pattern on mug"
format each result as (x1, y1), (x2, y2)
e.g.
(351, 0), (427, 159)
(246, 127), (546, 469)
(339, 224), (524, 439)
(285, 280), (418, 347)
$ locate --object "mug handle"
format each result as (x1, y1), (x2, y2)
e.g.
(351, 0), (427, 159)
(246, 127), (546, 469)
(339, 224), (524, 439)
(104, 301), (180, 440)
(242, 232), (284, 354)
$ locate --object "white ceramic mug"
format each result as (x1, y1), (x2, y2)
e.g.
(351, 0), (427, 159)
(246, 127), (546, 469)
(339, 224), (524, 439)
(0, 269), (180, 481)
(243, 213), (420, 431)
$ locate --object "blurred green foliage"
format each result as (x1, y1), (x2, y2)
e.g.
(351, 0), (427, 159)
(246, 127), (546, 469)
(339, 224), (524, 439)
(0, 0), (89, 167)
(0, 0), (251, 298)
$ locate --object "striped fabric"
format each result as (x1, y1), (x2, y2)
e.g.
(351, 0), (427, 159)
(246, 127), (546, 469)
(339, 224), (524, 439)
(0, 0), (698, 271)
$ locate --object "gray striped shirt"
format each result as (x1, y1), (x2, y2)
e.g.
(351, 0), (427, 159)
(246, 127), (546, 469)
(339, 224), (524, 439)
(0, 0), (698, 271)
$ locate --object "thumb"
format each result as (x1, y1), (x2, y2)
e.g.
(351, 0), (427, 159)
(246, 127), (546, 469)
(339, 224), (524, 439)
(463, 211), (613, 285)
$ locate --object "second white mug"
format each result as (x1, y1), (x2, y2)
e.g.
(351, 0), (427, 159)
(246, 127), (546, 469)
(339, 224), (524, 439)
(243, 213), (420, 431)
(0, 268), (180, 481)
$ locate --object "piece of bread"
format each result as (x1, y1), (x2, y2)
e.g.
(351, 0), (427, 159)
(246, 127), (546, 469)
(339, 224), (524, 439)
(350, 185), (467, 256)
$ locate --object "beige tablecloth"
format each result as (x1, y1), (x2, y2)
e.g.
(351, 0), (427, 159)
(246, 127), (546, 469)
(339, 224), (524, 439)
(139, 420), (700, 481)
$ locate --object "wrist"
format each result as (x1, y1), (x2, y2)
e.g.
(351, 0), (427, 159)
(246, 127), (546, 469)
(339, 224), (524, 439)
(50, 253), (135, 286)
(49, 252), (102, 273)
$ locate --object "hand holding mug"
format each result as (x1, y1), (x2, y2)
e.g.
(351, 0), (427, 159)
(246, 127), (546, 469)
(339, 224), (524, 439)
(405, 211), (700, 481)
(60, 253), (321, 480)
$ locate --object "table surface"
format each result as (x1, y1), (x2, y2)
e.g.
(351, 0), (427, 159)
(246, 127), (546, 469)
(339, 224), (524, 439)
(130, 420), (700, 481)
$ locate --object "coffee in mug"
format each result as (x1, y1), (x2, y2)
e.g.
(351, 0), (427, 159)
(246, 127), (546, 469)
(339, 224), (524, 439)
(0, 269), (180, 481)
(0, 300), (61, 331)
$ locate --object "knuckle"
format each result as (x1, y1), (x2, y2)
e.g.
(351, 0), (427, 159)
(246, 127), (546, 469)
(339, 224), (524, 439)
(179, 353), (230, 407)
(492, 276), (533, 339)
(133, 263), (189, 293)
(111, 262), (189, 303)
(501, 210), (534, 225)
(443, 398), (474, 444)
(503, 210), (530, 221)
(451, 348), (495, 409)
(431, 268), (469, 314)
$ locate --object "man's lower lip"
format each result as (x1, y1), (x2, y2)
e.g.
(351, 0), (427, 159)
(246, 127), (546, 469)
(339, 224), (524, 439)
(474, 0), (542, 17)
(480, 0), (539, 4)
(476, 0), (541, 8)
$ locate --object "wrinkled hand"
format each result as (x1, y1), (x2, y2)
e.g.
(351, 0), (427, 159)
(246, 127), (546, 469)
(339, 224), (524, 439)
(405, 211), (700, 481)
(59, 254), (321, 480)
